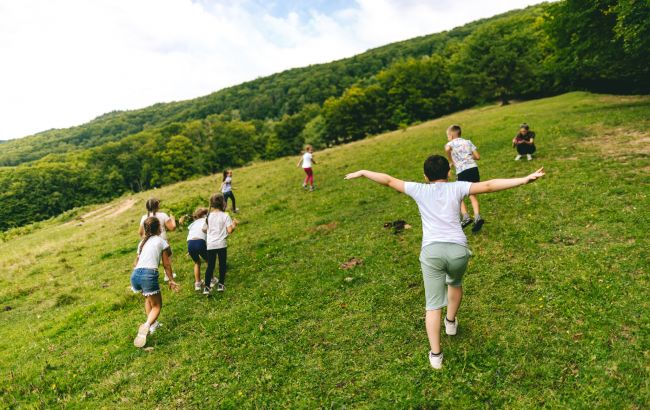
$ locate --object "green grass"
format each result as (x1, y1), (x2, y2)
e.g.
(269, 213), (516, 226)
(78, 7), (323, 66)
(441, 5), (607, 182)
(1, 92), (648, 408)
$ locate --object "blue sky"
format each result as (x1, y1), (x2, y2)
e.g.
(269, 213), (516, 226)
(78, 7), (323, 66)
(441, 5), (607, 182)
(0, 0), (542, 141)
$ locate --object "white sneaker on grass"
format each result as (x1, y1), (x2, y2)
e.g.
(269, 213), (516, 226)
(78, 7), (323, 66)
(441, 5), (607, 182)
(163, 272), (178, 282)
(134, 322), (150, 348)
(149, 321), (162, 334)
(527, 154), (533, 161)
(445, 317), (458, 335)
(210, 277), (218, 287)
(216, 283), (225, 292)
(429, 351), (443, 369)
(515, 155), (522, 161)
(194, 281), (203, 291)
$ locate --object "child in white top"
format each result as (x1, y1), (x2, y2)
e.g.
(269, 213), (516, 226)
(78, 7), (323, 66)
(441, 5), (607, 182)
(345, 155), (545, 369)
(131, 217), (179, 348)
(297, 145), (317, 191)
(138, 198), (177, 281)
(202, 193), (237, 294)
(221, 169), (238, 213)
(187, 207), (209, 291)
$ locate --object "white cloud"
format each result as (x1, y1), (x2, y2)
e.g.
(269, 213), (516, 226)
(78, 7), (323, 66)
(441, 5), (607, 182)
(0, 0), (542, 141)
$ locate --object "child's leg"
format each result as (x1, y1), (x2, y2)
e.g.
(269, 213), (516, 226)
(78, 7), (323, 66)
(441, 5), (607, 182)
(425, 309), (442, 353)
(303, 169), (309, 185)
(468, 194), (480, 218)
(460, 199), (469, 218)
(230, 192), (236, 210)
(446, 286), (463, 321)
(145, 297), (152, 316)
(309, 170), (314, 187)
(194, 262), (201, 283)
(217, 248), (227, 285)
(204, 250), (217, 288)
(144, 293), (162, 325)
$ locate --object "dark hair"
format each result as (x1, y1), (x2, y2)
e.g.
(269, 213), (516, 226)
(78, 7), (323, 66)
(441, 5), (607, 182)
(145, 198), (160, 217)
(447, 124), (462, 136)
(222, 169), (231, 181)
(519, 123), (530, 130)
(193, 207), (208, 220)
(424, 155), (450, 181)
(139, 217), (161, 254)
(209, 193), (226, 212)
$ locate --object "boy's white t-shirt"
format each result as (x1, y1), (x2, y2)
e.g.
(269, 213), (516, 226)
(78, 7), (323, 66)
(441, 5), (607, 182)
(187, 219), (207, 241)
(302, 152), (313, 168)
(404, 181), (472, 247)
(204, 211), (233, 250)
(135, 236), (170, 270)
(140, 212), (170, 240)
(445, 138), (478, 174)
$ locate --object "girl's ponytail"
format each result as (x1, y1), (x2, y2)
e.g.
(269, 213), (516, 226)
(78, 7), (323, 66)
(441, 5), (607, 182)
(139, 217), (161, 254)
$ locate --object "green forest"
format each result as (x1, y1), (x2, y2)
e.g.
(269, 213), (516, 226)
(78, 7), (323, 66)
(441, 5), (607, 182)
(1, 0), (648, 231)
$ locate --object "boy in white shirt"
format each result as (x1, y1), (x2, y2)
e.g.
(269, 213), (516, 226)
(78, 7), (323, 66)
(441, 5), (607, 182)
(297, 145), (317, 191)
(345, 155), (545, 369)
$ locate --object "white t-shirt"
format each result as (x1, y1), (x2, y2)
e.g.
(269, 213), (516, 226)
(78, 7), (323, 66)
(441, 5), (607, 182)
(302, 152), (313, 168)
(187, 219), (207, 241)
(135, 236), (170, 270)
(140, 212), (170, 240)
(205, 211), (233, 250)
(404, 181), (472, 247)
(222, 176), (232, 193)
(445, 138), (478, 174)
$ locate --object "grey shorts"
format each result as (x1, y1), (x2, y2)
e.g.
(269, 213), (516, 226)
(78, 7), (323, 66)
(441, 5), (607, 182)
(420, 242), (471, 310)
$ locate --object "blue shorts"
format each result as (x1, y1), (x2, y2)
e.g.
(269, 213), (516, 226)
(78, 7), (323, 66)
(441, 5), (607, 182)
(187, 239), (207, 263)
(130, 268), (161, 296)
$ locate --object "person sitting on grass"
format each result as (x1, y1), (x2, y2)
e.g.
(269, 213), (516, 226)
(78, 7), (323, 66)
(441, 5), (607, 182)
(131, 217), (180, 348)
(513, 123), (536, 161)
(344, 155), (545, 369)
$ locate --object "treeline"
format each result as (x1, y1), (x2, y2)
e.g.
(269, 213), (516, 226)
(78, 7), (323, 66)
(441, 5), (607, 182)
(1, 0), (648, 231)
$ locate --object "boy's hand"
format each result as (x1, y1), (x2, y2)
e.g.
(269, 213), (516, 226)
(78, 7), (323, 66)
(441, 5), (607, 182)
(344, 171), (364, 180)
(526, 167), (545, 183)
(168, 281), (180, 292)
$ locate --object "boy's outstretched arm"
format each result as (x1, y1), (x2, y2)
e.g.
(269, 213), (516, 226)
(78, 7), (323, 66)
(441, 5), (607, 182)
(469, 167), (545, 195)
(344, 170), (405, 193)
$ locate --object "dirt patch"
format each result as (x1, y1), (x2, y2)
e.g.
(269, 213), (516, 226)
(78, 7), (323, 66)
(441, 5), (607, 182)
(580, 128), (650, 159)
(340, 257), (363, 270)
(308, 221), (338, 234)
(67, 198), (137, 226)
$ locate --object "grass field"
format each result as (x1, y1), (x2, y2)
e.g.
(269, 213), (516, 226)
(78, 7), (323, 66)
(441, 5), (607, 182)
(1, 92), (648, 408)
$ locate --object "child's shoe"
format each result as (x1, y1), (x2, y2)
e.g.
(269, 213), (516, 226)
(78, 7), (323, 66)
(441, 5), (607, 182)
(309, 186), (315, 192)
(203, 286), (212, 295)
(461, 215), (473, 229)
(210, 277), (218, 287)
(302, 183), (308, 190)
(194, 281), (203, 291)
(164, 272), (178, 282)
(515, 155), (522, 161)
(429, 351), (443, 369)
(134, 322), (150, 348)
(444, 317), (458, 335)
(527, 154), (533, 161)
(216, 283), (225, 292)
(471, 217), (484, 233)
(149, 321), (162, 334)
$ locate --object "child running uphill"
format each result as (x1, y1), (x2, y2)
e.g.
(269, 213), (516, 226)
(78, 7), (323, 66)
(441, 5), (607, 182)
(187, 207), (209, 291)
(139, 198), (177, 281)
(297, 145), (317, 191)
(131, 217), (180, 348)
(203, 193), (238, 295)
(221, 169), (239, 213)
(444, 125), (484, 232)
(344, 155), (545, 369)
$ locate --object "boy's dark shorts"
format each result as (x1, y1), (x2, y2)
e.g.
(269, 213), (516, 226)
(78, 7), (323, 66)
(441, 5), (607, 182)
(457, 167), (480, 183)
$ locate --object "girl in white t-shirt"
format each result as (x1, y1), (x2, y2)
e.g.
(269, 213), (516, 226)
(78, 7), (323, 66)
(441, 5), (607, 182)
(187, 207), (209, 291)
(297, 145), (317, 191)
(138, 198), (177, 280)
(221, 169), (238, 213)
(131, 217), (180, 348)
(202, 193), (237, 294)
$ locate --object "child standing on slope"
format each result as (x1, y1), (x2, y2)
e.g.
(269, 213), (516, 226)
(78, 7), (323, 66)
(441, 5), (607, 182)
(221, 169), (238, 213)
(131, 217), (180, 348)
(139, 198), (178, 280)
(344, 155), (544, 369)
(187, 207), (209, 291)
(297, 145), (317, 191)
(203, 193), (238, 295)
(444, 125), (484, 232)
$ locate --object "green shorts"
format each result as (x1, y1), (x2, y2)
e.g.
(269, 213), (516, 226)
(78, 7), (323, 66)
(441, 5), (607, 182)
(420, 242), (471, 310)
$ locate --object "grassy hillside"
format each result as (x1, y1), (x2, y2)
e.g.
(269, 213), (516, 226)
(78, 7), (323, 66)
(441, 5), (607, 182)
(1, 92), (648, 408)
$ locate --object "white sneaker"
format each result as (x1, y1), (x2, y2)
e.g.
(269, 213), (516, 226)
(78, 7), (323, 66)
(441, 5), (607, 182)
(527, 154), (532, 161)
(163, 272), (178, 282)
(445, 317), (458, 335)
(149, 321), (162, 334)
(429, 351), (443, 369)
(194, 281), (203, 291)
(216, 283), (225, 292)
(134, 322), (150, 348)
(515, 155), (522, 161)
(210, 277), (218, 287)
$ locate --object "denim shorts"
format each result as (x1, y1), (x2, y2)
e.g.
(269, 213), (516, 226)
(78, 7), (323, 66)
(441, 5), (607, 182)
(130, 268), (161, 296)
(420, 242), (471, 310)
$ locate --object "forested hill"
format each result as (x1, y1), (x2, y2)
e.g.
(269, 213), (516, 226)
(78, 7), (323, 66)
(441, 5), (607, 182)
(0, 0), (648, 231)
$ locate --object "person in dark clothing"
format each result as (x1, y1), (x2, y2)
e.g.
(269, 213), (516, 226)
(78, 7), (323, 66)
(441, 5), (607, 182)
(512, 123), (536, 161)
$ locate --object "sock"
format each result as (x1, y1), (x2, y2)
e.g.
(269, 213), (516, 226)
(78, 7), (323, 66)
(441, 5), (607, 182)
(474, 213), (481, 220)
(462, 213), (469, 220)
(446, 317), (455, 323)
(430, 351), (442, 356)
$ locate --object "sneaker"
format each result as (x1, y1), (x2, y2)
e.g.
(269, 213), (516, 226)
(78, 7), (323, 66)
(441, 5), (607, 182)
(429, 351), (443, 369)
(527, 154), (533, 161)
(216, 283), (225, 292)
(210, 277), (218, 287)
(515, 155), (522, 161)
(163, 272), (178, 282)
(149, 321), (162, 334)
(134, 322), (150, 348)
(203, 286), (212, 295)
(309, 186), (315, 192)
(302, 183), (308, 190)
(194, 281), (203, 291)
(444, 317), (458, 335)
(234, 208), (239, 213)
(461, 216), (473, 229)
(472, 218), (484, 233)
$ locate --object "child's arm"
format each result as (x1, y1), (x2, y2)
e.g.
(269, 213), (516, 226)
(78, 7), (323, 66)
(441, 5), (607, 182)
(472, 150), (480, 160)
(444, 145), (454, 168)
(226, 219), (238, 234)
(344, 170), (405, 193)
(165, 215), (176, 232)
(297, 157), (303, 167)
(138, 225), (145, 238)
(133, 256), (139, 268)
(469, 167), (545, 195)
(162, 248), (179, 291)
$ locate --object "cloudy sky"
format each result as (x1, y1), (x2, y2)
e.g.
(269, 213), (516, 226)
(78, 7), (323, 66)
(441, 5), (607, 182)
(0, 0), (541, 141)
